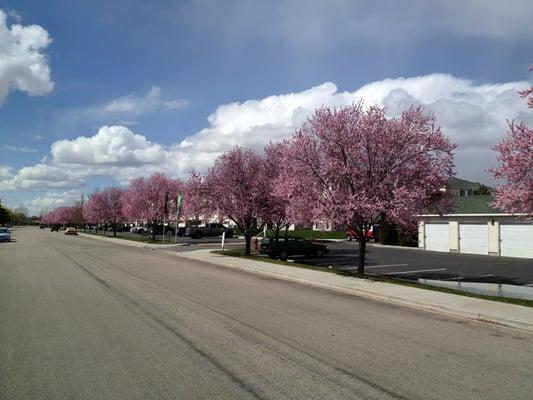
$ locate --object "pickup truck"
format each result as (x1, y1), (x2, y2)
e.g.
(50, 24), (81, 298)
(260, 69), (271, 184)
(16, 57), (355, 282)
(185, 223), (234, 239)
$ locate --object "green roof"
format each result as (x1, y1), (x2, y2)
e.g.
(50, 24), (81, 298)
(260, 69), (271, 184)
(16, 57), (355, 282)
(453, 195), (503, 214)
(448, 177), (482, 190)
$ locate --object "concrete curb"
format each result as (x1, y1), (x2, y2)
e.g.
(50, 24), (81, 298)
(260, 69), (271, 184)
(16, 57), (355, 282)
(171, 250), (533, 333)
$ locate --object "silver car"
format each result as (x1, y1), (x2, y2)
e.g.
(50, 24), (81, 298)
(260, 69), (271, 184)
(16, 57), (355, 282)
(0, 227), (11, 242)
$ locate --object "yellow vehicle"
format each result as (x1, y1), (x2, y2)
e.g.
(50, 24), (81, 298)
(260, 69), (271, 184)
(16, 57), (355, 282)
(64, 227), (77, 235)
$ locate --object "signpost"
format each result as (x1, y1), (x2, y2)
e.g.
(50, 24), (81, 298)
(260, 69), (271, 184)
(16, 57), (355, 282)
(175, 192), (182, 244)
(221, 231), (226, 254)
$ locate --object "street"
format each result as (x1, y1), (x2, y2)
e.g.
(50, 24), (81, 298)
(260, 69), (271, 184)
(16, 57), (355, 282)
(1, 227), (533, 399)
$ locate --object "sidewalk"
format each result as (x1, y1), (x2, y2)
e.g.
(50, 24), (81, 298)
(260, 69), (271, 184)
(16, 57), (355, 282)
(174, 249), (533, 333)
(77, 232), (187, 249)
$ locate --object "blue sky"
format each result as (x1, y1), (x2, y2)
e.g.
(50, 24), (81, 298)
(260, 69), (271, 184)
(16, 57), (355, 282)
(0, 0), (532, 214)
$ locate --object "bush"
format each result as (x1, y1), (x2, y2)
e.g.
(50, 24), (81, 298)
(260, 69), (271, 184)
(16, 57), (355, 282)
(379, 219), (399, 245)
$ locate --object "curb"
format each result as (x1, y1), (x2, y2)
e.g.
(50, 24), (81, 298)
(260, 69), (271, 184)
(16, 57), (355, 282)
(170, 250), (533, 333)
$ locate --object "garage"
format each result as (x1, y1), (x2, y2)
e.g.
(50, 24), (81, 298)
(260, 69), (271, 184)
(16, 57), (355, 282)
(459, 223), (488, 255)
(425, 223), (449, 252)
(500, 224), (533, 258)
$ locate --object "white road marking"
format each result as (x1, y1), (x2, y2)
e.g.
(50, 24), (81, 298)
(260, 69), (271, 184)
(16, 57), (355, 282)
(383, 268), (446, 275)
(365, 264), (409, 269)
(478, 274), (494, 277)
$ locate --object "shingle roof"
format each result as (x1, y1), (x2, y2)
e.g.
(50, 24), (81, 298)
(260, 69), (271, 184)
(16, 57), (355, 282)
(448, 177), (482, 190)
(453, 195), (503, 214)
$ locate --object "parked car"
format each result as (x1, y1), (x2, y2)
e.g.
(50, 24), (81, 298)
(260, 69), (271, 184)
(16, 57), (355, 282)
(64, 227), (77, 235)
(39, 225), (45, 229)
(0, 227), (11, 242)
(150, 225), (176, 236)
(259, 236), (329, 260)
(51, 225), (60, 232)
(185, 223), (234, 239)
(346, 225), (380, 242)
(131, 226), (149, 234)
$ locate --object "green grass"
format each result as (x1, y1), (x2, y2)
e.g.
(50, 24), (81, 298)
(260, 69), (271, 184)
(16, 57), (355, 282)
(212, 248), (533, 308)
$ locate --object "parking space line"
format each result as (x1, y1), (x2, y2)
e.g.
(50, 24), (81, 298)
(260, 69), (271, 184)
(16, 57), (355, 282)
(365, 264), (409, 269)
(383, 268), (446, 275)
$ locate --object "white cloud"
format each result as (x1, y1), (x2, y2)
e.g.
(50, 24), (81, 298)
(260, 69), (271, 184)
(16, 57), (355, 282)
(4, 73), (532, 192)
(4, 145), (37, 153)
(183, 0), (533, 50)
(0, 9), (53, 105)
(67, 85), (188, 124)
(0, 165), (13, 180)
(51, 125), (166, 166)
(21, 190), (81, 215)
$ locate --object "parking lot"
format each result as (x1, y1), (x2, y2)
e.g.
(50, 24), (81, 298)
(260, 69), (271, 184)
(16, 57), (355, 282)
(292, 241), (533, 285)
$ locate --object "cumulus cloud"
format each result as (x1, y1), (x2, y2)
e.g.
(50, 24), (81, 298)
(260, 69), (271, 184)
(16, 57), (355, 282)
(3, 73), (532, 192)
(51, 125), (166, 166)
(66, 86), (188, 125)
(0, 9), (53, 104)
(21, 190), (82, 215)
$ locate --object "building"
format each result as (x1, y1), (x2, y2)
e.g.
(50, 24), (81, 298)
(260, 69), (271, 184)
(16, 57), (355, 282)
(418, 195), (533, 259)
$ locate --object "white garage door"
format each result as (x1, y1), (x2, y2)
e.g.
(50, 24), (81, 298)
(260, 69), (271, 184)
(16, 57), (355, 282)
(425, 223), (449, 252)
(459, 223), (488, 255)
(500, 224), (533, 258)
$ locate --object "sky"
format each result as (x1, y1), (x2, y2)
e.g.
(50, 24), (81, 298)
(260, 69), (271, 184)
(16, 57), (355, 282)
(0, 0), (532, 215)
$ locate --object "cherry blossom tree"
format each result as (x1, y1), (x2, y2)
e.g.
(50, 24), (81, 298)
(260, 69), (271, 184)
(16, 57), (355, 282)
(264, 142), (291, 238)
(181, 170), (208, 221)
(204, 147), (272, 255)
(122, 173), (182, 240)
(490, 66), (533, 216)
(276, 103), (456, 273)
(42, 206), (79, 227)
(84, 188), (126, 236)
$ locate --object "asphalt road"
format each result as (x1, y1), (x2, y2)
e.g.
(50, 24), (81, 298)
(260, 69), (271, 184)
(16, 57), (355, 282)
(2, 227), (533, 399)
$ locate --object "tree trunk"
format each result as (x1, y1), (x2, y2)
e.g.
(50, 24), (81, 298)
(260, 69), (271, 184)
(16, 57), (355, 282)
(357, 235), (366, 274)
(151, 222), (156, 241)
(113, 224), (117, 237)
(244, 233), (252, 256)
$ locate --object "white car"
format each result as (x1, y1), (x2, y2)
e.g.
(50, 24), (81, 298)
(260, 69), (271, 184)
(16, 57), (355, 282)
(0, 227), (11, 242)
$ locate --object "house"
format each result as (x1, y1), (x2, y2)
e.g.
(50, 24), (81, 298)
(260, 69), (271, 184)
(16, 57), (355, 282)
(418, 195), (533, 259)
(446, 177), (491, 197)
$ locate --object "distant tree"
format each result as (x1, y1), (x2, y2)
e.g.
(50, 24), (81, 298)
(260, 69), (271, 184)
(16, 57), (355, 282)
(122, 173), (182, 240)
(204, 147), (272, 255)
(0, 204), (11, 225)
(490, 66), (533, 216)
(84, 188), (126, 236)
(479, 185), (491, 195)
(276, 103), (455, 273)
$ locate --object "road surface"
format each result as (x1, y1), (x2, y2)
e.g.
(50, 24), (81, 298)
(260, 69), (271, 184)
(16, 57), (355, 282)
(1, 227), (532, 399)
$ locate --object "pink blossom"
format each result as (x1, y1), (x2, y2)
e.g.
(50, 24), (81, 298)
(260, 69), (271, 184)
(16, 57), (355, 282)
(122, 173), (182, 240)
(276, 103), (456, 273)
